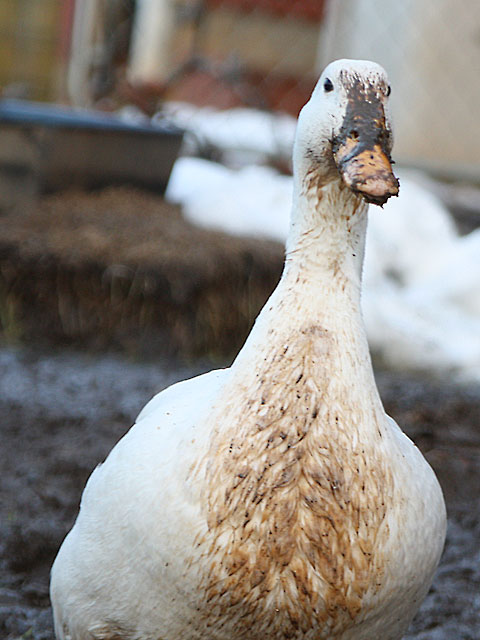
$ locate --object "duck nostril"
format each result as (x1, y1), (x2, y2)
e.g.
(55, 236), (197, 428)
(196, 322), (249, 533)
(350, 129), (359, 140)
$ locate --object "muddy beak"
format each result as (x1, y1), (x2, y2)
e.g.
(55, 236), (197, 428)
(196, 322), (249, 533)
(333, 107), (399, 206)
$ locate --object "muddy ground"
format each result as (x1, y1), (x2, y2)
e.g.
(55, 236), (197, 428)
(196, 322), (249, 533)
(0, 345), (479, 639)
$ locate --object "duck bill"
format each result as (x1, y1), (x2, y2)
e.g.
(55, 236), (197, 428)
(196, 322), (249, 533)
(333, 133), (399, 206)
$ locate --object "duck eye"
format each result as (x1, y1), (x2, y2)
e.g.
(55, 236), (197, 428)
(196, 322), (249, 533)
(386, 85), (391, 97)
(324, 78), (334, 93)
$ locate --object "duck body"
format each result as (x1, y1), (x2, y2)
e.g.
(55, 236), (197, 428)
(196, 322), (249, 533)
(50, 60), (446, 640)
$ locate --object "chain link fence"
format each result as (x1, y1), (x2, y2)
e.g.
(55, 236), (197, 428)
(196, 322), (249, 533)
(319, 0), (480, 177)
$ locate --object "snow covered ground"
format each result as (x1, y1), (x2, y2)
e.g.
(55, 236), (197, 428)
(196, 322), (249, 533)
(163, 104), (480, 383)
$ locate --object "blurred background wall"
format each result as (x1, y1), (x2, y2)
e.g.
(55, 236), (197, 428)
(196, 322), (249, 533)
(319, 0), (480, 177)
(0, 0), (72, 100)
(1, 0), (479, 177)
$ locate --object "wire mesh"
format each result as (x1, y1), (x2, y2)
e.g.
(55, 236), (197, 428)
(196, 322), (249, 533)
(319, 0), (480, 175)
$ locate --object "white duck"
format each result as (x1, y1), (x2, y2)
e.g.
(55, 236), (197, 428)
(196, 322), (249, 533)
(50, 60), (446, 640)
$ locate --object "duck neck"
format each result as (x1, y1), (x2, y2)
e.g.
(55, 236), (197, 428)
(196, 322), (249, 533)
(286, 170), (368, 289)
(232, 172), (373, 386)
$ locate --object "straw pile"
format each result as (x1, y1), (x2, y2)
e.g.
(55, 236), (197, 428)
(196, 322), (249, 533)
(0, 187), (283, 358)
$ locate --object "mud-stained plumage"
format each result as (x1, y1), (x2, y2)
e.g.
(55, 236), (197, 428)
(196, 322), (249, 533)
(50, 59), (446, 640)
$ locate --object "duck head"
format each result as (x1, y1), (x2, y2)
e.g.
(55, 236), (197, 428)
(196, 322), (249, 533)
(294, 59), (399, 206)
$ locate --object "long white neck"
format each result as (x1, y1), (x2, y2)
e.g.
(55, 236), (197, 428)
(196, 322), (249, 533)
(232, 166), (373, 390)
(287, 165), (368, 290)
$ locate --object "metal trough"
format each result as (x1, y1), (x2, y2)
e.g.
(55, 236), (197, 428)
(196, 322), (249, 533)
(0, 99), (183, 202)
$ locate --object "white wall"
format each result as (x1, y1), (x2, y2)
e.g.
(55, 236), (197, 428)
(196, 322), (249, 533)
(319, 0), (480, 177)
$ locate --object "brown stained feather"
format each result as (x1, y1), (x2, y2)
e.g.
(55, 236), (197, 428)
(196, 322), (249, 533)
(193, 324), (395, 639)
(88, 624), (136, 640)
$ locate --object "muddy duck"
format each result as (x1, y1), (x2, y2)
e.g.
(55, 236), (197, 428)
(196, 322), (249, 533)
(50, 59), (446, 640)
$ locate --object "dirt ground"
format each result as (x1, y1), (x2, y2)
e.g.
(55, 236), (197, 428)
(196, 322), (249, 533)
(1, 345), (479, 640)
